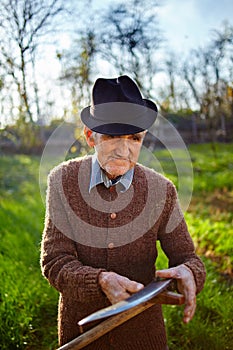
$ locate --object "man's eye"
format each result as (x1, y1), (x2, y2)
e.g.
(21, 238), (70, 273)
(103, 135), (115, 140)
(132, 135), (141, 141)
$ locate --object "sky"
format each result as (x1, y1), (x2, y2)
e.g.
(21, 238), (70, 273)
(53, 0), (233, 65)
(88, 0), (233, 54)
(157, 0), (233, 52)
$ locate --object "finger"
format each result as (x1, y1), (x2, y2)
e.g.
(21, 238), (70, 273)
(184, 283), (196, 323)
(183, 295), (196, 323)
(180, 277), (196, 323)
(118, 276), (144, 293)
(156, 267), (180, 279)
(126, 280), (144, 293)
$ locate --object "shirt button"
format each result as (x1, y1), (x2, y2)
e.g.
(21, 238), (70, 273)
(110, 212), (117, 219)
(108, 242), (114, 249)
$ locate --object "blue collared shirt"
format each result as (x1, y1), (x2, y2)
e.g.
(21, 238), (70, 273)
(89, 154), (134, 193)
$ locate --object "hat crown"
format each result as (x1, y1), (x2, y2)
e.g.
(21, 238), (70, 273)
(92, 75), (144, 106)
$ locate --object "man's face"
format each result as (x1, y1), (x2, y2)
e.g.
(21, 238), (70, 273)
(85, 128), (146, 179)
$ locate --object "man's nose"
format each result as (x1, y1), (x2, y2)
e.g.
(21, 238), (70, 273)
(115, 139), (130, 157)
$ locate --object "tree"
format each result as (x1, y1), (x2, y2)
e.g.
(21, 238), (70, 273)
(0, 0), (72, 152)
(0, 0), (68, 124)
(158, 52), (185, 113)
(58, 29), (97, 119)
(96, 0), (162, 97)
(180, 22), (233, 142)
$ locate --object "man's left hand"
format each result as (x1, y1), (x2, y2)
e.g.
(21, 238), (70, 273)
(156, 264), (196, 323)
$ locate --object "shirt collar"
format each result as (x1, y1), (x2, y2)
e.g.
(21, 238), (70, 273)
(89, 154), (134, 193)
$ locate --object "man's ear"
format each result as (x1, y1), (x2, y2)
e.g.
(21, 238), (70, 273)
(83, 127), (95, 148)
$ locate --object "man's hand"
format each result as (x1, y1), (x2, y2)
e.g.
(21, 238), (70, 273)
(98, 271), (144, 304)
(156, 264), (196, 323)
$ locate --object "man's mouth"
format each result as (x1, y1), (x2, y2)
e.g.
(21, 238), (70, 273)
(108, 157), (131, 162)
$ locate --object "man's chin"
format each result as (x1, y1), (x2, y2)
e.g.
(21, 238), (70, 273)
(105, 165), (130, 178)
(102, 159), (135, 177)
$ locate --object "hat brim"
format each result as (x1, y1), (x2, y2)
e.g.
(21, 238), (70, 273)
(80, 100), (157, 135)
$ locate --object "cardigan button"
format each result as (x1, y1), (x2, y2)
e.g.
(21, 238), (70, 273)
(110, 212), (117, 219)
(108, 242), (114, 249)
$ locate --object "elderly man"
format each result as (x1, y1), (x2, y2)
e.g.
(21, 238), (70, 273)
(41, 75), (206, 349)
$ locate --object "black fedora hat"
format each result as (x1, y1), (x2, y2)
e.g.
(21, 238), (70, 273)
(80, 75), (157, 135)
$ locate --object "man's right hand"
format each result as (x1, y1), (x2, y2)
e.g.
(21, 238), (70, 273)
(98, 271), (144, 304)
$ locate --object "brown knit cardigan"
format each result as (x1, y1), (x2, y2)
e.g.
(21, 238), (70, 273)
(40, 155), (206, 349)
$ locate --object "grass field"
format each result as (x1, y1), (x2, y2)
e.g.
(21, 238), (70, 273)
(0, 143), (232, 349)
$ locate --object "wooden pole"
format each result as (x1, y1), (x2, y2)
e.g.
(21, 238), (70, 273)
(57, 291), (184, 350)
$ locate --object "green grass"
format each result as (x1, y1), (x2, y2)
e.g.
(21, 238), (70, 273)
(154, 143), (233, 349)
(190, 143), (233, 192)
(153, 143), (233, 274)
(0, 143), (233, 349)
(163, 259), (233, 350)
(0, 156), (58, 350)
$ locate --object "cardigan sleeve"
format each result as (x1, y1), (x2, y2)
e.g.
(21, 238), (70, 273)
(40, 167), (106, 302)
(157, 181), (206, 294)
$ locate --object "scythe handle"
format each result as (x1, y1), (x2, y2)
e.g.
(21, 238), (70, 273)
(57, 291), (184, 350)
